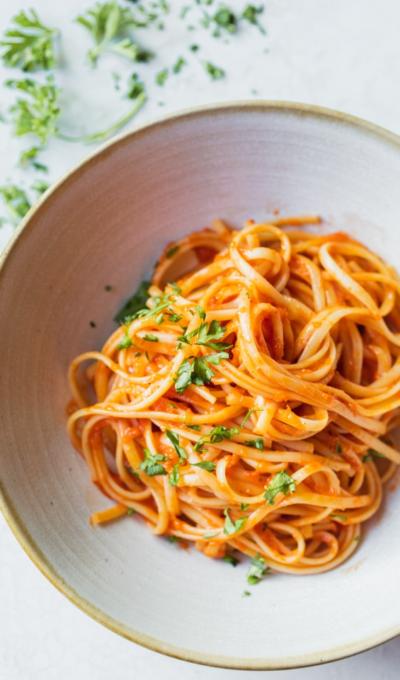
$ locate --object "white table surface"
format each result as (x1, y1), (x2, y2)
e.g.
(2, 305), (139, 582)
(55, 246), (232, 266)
(2, 0), (400, 677)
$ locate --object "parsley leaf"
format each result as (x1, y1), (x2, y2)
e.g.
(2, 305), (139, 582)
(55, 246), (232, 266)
(126, 72), (145, 99)
(213, 6), (237, 34)
(127, 507), (136, 515)
(166, 245), (179, 258)
(240, 503), (250, 511)
(114, 280), (150, 323)
(363, 449), (385, 463)
(0, 185), (31, 227)
(143, 334), (158, 342)
(173, 57), (186, 74)
(139, 448), (167, 476)
(76, 1), (153, 66)
(124, 464), (139, 482)
(242, 5), (265, 34)
(165, 430), (188, 459)
(244, 438), (264, 450)
(1, 9), (59, 71)
(167, 535), (179, 543)
(336, 442), (342, 453)
(6, 76), (61, 146)
(197, 426), (239, 446)
(247, 553), (269, 585)
(329, 514), (347, 522)
(19, 146), (48, 171)
(195, 320), (225, 346)
(240, 408), (263, 426)
(264, 470), (296, 505)
(204, 61), (225, 80)
(156, 68), (168, 85)
(186, 424), (200, 431)
(223, 555), (239, 566)
(223, 508), (247, 535)
(169, 463), (180, 486)
(117, 325), (134, 350)
(31, 180), (49, 195)
(203, 350), (230, 364)
(196, 305), (206, 319)
(192, 461), (216, 472)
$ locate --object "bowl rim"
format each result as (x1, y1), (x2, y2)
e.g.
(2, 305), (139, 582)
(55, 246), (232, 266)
(1, 99), (400, 670)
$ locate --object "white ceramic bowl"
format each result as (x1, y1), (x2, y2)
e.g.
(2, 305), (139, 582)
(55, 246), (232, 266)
(1, 102), (400, 670)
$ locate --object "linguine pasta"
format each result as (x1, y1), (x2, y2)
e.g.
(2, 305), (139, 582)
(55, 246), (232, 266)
(67, 216), (400, 575)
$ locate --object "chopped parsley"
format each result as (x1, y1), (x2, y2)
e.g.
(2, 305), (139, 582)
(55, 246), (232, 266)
(156, 68), (168, 85)
(203, 60), (225, 79)
(139, 449), (167, 476)
(117, 326), (134, 350)
(189, 44), (199, 51)
(0, 184), (31, 226)
(223, 555), (239, 566)
(363, 449), (386, 463)
(1, 9), (59, 71)
(264, 470), (296, 505)
(203, 532), (219, 539)
(165, 430), (188, 459)
(173, 57), (186, 73)
(169, 462), (181, 486)
(167, 535), (179, 543)
(213, 5), (237, 34)
(242, 590), (251, 597)
(194, 426), (239, 452)
(166, 245), (180, 258)
(124, 464), (139, 482)
(336, 442), (342, 453)
(240, 408), (262, 426)
(127, 507), (136, 515)
(192, 461), (216, 472)
(223, 508), (247, 535)
(240, 503), (250, 511)
(114, 280), (151, 322)
(244, 438), (264, 450)
(242, 4), (265, 34)
(329, 514), (347, 522)
(196, 305), (206, 319)
(126, 72), (146, 99)
(168, 282), (182, 295)
(143, 334), (158, 342)
(247, 553), (269, 585)
(186, 424), (201, 431)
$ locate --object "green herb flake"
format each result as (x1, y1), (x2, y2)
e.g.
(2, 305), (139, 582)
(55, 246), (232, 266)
(166, 245), (179, 258)
(223, 508), (247, 536)
(169, 463), (181, 487)
(196, 305), (206, 319)
(124, 465), (139, 482)
(186, 424), (200, 431)
(242, 4), (265, 33)
(242, 590), (251, 597)
(247, 553), (269, 585)
(192, 461), (216, 472)
(223, 555), (239, 566)
(189, 44), (199, 51)
(240, 503), (250, 511)
(0, 184), (31, 226)
(156, 68), (168, 86)
(264, 470), (296, 505)
(127, 507), (136, 515)
(203, 532), (219, 539)
(143, 334), (159, 342)
(329, 514), (347, 522)
(167, 535), (179, 543)
(172, 57), (186, 74)
(213, 5), (237, 34)
(203, 61), (225, 80)
(244, 438), (264, 450)
(336, 442), (342, 453)
(126, 72), (146, 99)
(114, 280), (151, 323)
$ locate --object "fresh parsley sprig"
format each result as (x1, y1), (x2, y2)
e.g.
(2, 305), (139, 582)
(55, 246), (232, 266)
(223, 508), (247, 535)
(76, 1), (153, 66)
(247, 553), (269, 585)
(139, 449), (167, 476)
(0, 185), (31, 227)
(1, 9), (59, 71)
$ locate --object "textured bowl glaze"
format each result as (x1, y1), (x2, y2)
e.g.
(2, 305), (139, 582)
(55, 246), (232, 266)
(1, 102), (400, 669)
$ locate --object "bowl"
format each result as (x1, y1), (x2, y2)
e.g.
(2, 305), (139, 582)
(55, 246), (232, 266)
(1, 102), (400, 670)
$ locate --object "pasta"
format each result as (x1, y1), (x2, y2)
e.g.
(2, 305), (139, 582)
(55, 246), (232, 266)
(67, 215), (400, 575)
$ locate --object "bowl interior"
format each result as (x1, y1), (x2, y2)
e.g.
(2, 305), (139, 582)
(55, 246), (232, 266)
(1, 104), (400, 669)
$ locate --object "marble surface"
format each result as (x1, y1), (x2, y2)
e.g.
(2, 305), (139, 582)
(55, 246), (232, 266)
(1, 0), (400, 677)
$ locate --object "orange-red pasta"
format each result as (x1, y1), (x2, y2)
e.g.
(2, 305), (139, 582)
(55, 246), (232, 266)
(67, 216), (400, 575)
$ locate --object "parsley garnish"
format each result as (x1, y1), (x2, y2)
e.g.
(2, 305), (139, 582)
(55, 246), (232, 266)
(124, 465), (139, 482)
(363, 449), (385, 463)
(336, 442), (342, 453)
(240, 503), (250, 511)
(196, 305), (206, 319)
(329, 514), (347, 522)
(223, 508), (247, 535)
(31, 180), (49, 195)
(213, 5), (237, 34)
(127, 507), (136, 515)
(244, 438), (264, 450)
(169, 463), (181, 486)
(165, 430), (188, 459)
(0, 185), (30, 226)
(1, 9), (59, 71)
(264, 470), (296, 505)
(240, 408), (262, 426)
(167, 535), (179, 543)
(6, 76), (61, 147)
(126, 72), (146, 99)
(247, 553), (269, 585)
(114, 280), (150, 323)
(19, 146), (48, 171)
(186, 424), (200, 431)
(223, 555), (239, 566)
(143, 334), (158, 342)
(173, 57), (186, 73)
(139, 449), (167, 476)
(156, 68), (168, 85)
(189, 44), (199, 51)
(168, 282), (182, 295)
(76, 1), (153, 66)
(117, 325), (133, 350)
(194, 426), (239, 451)
(203, 532), (219, 539)
(174, 353), (229, 394)
(166, 245), (179, 258)
(192, 461), (216, 472)
(242, 5), (265, 34)
(203, 61), (225, 80)
(243, 590), (251, 597)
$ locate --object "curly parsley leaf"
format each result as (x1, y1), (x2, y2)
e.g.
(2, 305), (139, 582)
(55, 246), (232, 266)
(213, 5), (237, 34)
(242, 5), (265, 34)
(76, 1), (153, 66)
(0, 185), (31, 227)
(1, 9), (59, 71)
(247, 553), (269, 585)
(165, 430), (188, 459)
(223, 508), (247, 535)
(19, 146), (48, 171)
(139, 448), (167, 476)
(6, 76), (61, 146)
(264, 470), (296, 505)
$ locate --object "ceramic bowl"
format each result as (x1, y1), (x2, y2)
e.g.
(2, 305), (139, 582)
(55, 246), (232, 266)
(1, 102), (400, 670)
